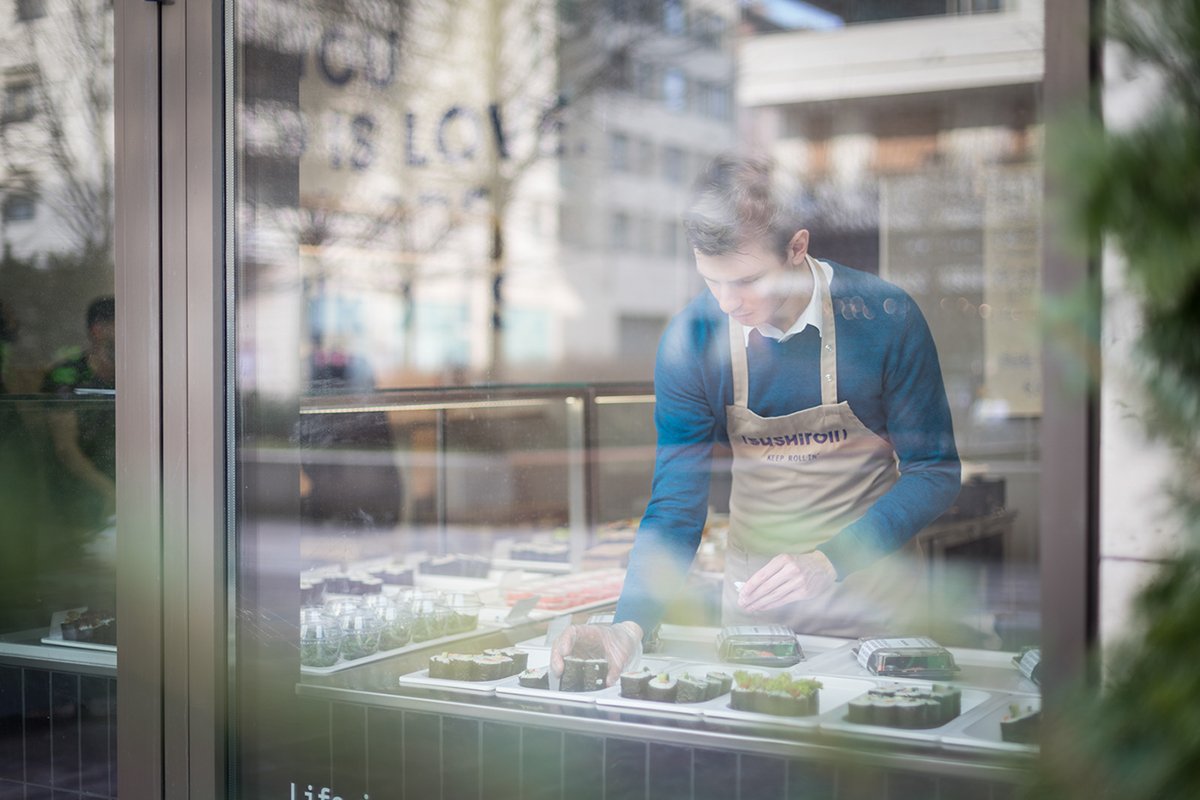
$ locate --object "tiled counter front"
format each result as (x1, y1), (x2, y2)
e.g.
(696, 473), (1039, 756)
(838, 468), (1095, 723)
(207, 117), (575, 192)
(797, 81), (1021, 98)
(291, 689), (1030, 800)
(0, 664), (117, 800)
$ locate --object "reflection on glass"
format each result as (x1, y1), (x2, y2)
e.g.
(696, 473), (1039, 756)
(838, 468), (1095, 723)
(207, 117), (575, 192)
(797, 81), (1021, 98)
(0, 3), (116, 796)
(0, 0), (116, 637)
(232, 0), (1045, 791)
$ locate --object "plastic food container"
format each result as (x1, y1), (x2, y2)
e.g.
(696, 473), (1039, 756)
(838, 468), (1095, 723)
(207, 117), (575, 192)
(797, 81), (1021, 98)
(717, 625), (804, 667)
(299, 609), (342, 668)
(376, 601), (414, 650)
(438, 591), (483, 634)
(410, 592), (451, 643)
(854, 636), (960, 678)
(337, 608), (384, 660)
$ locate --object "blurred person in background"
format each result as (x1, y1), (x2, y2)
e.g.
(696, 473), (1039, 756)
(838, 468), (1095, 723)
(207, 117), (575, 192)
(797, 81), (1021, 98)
(553, 155), (960, 682)
(42, 296), (117, 533)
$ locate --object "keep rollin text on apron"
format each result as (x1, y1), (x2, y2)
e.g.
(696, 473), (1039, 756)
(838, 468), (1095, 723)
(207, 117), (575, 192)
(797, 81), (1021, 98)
(722, 256), (925, 637)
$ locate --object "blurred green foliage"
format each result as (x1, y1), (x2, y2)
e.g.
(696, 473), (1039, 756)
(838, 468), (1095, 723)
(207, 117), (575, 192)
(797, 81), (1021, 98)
(1033, 1), (1200, 798)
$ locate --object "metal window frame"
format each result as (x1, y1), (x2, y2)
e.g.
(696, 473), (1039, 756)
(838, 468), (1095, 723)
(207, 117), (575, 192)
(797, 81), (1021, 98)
(1038, 0), (1099, 705)
(116, 0), (226, 797)
(110, 0), (1096, 796)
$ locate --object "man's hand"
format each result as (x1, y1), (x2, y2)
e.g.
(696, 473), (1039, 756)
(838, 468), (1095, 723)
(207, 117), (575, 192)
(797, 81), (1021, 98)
(738, 551), (837, 612)
(550, 621), (644, 686)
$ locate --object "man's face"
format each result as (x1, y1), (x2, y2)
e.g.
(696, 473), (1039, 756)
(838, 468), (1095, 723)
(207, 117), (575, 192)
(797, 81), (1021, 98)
(694, 237), (805, 329)
(90, 320), (116, 361)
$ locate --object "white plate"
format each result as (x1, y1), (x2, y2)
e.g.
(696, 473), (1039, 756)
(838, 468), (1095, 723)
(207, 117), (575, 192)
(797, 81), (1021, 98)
(940, 693), (1041, 754)
(816, 680), (996, 747)
(396, 649), (549, 696)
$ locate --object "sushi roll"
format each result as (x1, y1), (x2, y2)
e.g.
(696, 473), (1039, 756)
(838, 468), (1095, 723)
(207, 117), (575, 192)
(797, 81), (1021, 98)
(561, 657), (586, 692)
(730, 687), (755, 711)
(486, 648), (528, 675)
(428, 653), (453, 679)
(1000, 705), (1040, 744)
(675, 674), (709, 704)
(930, 685), (962, 721)
(581, 659), (608, 691)
(448, 654), (474, 681)
(470, 655), (512, 681)
(645, 673), (678, 703)
(708, 672), (733, 697)
(518, 667), (550, 689)
(846, 695), (873, 724)
(762, 690), (797, 716)
(894, 698), (927, 728)
(620, 667), (653, 699)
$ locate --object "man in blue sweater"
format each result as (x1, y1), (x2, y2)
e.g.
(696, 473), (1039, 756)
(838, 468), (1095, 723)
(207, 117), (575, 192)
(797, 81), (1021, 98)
(552, 155), (960, 683)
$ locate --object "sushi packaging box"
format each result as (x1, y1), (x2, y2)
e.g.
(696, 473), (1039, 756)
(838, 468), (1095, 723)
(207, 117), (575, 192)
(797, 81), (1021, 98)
(716, 625), (804, 667)
(1013, 646), (1042, 686)
(854, 636), (959, 678)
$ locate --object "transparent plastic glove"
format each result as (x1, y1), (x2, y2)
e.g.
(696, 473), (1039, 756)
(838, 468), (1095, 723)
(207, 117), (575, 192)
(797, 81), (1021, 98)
(550, 621), (643, 687)
(738, 551), (837, 612)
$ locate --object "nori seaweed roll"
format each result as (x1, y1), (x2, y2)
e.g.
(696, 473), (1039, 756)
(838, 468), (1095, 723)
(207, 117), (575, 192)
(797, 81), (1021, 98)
(708, 672), (733, 697)
(730, 687), (755, 711)
(449, 654), (474, 681)
(470, 655), (512, 681)
(620, 667), (653, 698)
(676, 674), (709, 704)
(581, 658), (608, 691)
(645, 673), (678, 702)
(518, 667), (550, 689)
(428, 653), (453, 679)
(561, 657), (586, 691)
(846, 695), (873, 723)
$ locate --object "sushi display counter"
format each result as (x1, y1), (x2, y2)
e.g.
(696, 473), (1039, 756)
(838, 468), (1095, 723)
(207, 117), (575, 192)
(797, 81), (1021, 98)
(295, 616), (1040, 790)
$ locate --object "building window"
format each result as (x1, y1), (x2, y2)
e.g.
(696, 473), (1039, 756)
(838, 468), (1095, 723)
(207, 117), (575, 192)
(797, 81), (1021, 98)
(610, 211), (631, 250)
(17, 0), (47, 22)
(633, 60), (658, 100)
(663, 68), (687, 113)
(693, 11), (725, 48)
(637, 139), (655, 175)
(2, 193), (37, 223)
(609, 132), (630, 172)
(663, 0), (686, 35)
(2, 78), (37, 124)
(662, 145), (685, 184)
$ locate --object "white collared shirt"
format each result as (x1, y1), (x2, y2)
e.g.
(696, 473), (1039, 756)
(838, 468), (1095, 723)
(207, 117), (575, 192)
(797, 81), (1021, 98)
(742, 257), (833, 347)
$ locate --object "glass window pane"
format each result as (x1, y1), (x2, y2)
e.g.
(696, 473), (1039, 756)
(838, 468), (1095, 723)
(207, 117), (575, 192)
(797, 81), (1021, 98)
(0, 2), (116, 795)
(229, 0), (1046, 793)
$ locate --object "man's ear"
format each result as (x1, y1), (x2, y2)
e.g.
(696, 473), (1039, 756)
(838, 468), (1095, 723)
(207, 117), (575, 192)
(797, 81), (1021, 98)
(787, 229), (810, 265)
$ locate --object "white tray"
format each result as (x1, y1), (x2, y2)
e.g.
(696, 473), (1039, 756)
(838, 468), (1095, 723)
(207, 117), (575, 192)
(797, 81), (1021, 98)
(815, 679), (996, 747)
(40, 608), (117, 653)
(940, 692), (1041, 754)
(396, 649), (549, 696)
(300, 620), (502, 676)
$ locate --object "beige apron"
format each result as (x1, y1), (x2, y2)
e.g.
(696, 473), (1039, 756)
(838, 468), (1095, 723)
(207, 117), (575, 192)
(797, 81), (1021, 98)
(721, 257), (925, 637)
